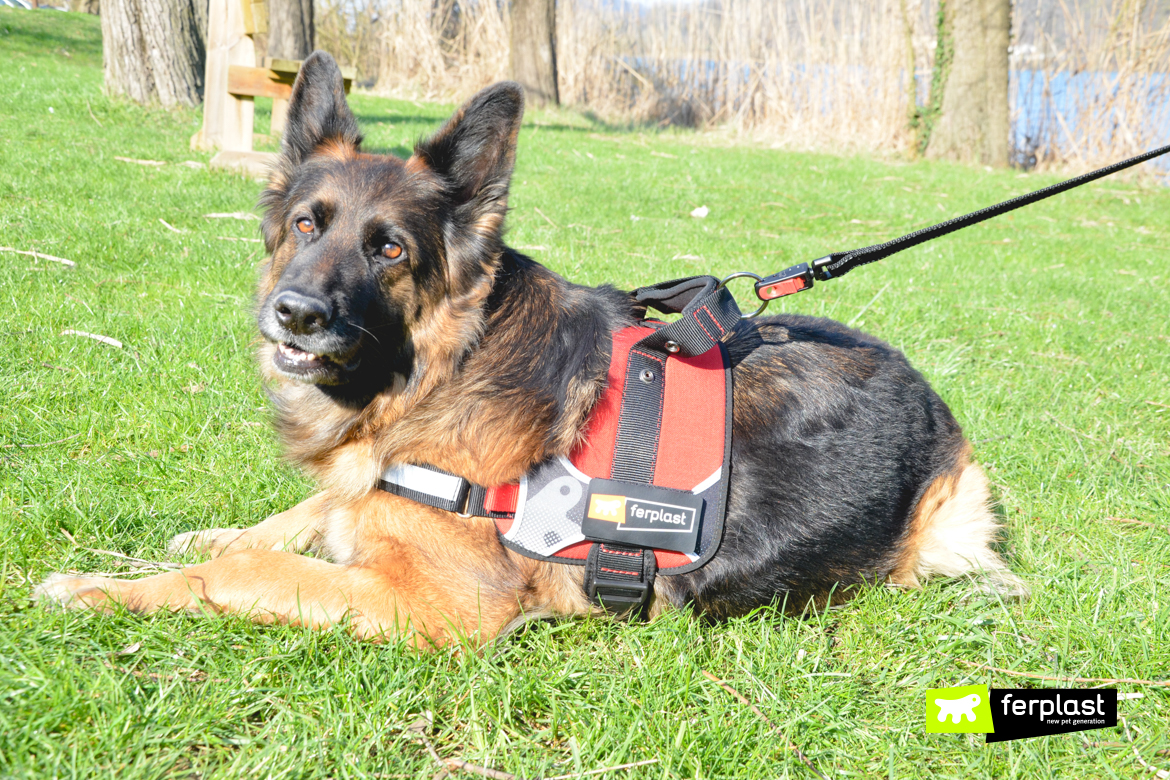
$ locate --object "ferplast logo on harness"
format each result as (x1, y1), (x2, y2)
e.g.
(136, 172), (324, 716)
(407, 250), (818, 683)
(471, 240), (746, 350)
(581, 478), (706, 554)
(586, 494), (697, 533)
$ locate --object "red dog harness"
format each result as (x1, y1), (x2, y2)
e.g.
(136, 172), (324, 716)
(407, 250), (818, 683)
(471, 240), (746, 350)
(379, 276), (742, 614)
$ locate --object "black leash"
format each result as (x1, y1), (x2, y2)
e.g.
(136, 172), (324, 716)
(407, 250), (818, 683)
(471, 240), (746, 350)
(752, 143), (1170, 302)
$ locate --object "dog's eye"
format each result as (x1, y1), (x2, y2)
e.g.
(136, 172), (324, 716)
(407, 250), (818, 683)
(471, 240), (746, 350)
(381, 242), (404, 261)
(295, 218), (314, 234)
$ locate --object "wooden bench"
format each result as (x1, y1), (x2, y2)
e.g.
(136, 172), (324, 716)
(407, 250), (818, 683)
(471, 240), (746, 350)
(193, 0), (354, 179)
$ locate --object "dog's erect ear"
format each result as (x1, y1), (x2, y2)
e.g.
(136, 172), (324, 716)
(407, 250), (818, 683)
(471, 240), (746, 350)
(412, 82), (525, 226)
(282, 51), (362, 166)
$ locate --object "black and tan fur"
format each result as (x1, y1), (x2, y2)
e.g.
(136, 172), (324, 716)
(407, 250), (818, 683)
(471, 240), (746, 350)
(36, 53), (1025, 645)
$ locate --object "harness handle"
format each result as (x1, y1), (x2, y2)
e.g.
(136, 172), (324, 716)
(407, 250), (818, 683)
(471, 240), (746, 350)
(630, 275), (744, 357)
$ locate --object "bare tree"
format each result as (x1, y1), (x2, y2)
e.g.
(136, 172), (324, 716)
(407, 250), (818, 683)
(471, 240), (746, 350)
(925, 0), (1011, 166)
(101, 0), (205, 107)
(267, 0), (313, 59)
(510, 0), (558, 106)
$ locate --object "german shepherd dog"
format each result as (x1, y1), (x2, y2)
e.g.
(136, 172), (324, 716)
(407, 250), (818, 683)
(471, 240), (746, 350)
(36, 53), (1025, 645)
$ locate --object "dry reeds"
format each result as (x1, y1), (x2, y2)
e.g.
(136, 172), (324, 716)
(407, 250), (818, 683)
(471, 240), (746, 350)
(319, 0), (1170, 177)
(558, 0), (911, 152)
(315, 0), (384, 86)
(1013, 0), (1170, 176)
(377, 0), (510, 99)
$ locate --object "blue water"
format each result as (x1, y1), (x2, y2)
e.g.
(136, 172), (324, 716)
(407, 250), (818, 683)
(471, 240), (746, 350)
(624, 57), (1169, 178)
(1013, 69), (1170, 175)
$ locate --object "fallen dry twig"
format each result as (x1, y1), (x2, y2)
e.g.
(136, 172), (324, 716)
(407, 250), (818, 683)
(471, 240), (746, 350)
(544, 759), (659, 780)
(956, 660), (1170, 687)
(0, 433), (82, 450)
(61, 529), (181, 572)
(534, 208), (560, 229)
(444, 759), (518, 780)
(115, 156), (165, 166)
(1044, 412), (1103, 442)
(204, 212), (260, 220)
(406, 714), (655, 780)
(85, 99), (102, 127)
(1123, 717), (1170, 779)
(701, 670), (829, 780)
(0, 246), (76, 267)
(1110, 517), (1169, 535)
(61, 330), (122, 348)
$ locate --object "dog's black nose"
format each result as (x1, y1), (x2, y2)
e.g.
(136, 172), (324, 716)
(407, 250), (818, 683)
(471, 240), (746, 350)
(273, 290), (334, 334)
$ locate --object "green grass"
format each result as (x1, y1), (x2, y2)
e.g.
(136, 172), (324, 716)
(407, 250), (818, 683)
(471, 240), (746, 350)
(2, 9), (1168, 779)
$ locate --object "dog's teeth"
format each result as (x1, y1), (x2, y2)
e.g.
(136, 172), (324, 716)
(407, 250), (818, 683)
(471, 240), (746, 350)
(279, 343), (317, 362)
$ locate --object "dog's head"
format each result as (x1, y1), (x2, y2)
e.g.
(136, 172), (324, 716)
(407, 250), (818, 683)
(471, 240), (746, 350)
(257, 52), (524, 401)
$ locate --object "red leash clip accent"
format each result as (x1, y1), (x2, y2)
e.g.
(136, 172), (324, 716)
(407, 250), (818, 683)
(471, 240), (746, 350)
(754, 261), (817, 300)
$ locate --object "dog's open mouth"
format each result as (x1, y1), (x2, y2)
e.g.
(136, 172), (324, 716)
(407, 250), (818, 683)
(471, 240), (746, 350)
(273, 341), (360, 382)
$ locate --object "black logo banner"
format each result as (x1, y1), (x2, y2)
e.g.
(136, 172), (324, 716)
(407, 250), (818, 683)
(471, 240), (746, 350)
(985, 689), (1117, 743)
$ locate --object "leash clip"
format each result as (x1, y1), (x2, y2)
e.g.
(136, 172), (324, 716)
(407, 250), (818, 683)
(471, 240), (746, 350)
(754, 259), (821, 301)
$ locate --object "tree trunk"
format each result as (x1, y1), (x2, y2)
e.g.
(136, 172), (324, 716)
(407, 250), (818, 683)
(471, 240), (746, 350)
(100, 0), (205, 107)
(267, 0), (313, 59)
(510, 0), (558, 107)
(924, 0), (1010, 166)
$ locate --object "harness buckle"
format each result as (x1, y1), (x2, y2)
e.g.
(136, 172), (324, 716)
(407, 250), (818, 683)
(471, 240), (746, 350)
(590, 579), (652, 609)
(456, 493), (473, 518)
(754, 261), (818, 300)
(584, 543), (657, 617)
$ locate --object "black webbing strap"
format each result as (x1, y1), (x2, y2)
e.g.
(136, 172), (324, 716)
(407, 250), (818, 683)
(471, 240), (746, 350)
(464, 483), (491, 517)
(583, 275), (742, 615)
(755, 142), (1170, 297)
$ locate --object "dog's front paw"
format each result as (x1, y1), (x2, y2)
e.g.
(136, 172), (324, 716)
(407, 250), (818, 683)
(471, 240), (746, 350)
(33, 572), (114, 610)
(167, 528), (246, 558)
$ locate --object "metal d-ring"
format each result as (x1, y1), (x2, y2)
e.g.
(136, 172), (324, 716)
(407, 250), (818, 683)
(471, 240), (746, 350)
(717, 271), (769, 319)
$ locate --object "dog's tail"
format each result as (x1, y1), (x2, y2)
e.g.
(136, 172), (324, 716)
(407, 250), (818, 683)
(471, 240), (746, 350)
(889, 450), (1029, 599)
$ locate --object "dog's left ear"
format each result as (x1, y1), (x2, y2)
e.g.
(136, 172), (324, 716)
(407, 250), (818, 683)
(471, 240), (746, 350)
(412, 82), (525, 231)
(282, 51), (363, 166)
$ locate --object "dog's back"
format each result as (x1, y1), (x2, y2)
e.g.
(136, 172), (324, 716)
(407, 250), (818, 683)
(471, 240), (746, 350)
(661, 313), (1023, 616)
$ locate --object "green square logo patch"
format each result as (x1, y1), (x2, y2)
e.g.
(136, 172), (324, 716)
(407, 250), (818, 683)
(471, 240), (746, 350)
(926, 684), (995, 734)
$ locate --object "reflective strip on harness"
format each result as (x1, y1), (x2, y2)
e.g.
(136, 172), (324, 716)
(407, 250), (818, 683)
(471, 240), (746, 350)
(382, 464), (465, 505)
(379, 463), (469, 513)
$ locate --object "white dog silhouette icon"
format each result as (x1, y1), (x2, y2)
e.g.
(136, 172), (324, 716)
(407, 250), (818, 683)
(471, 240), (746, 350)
(592, 498), (623, 518)
(935, 693), (981, 723)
